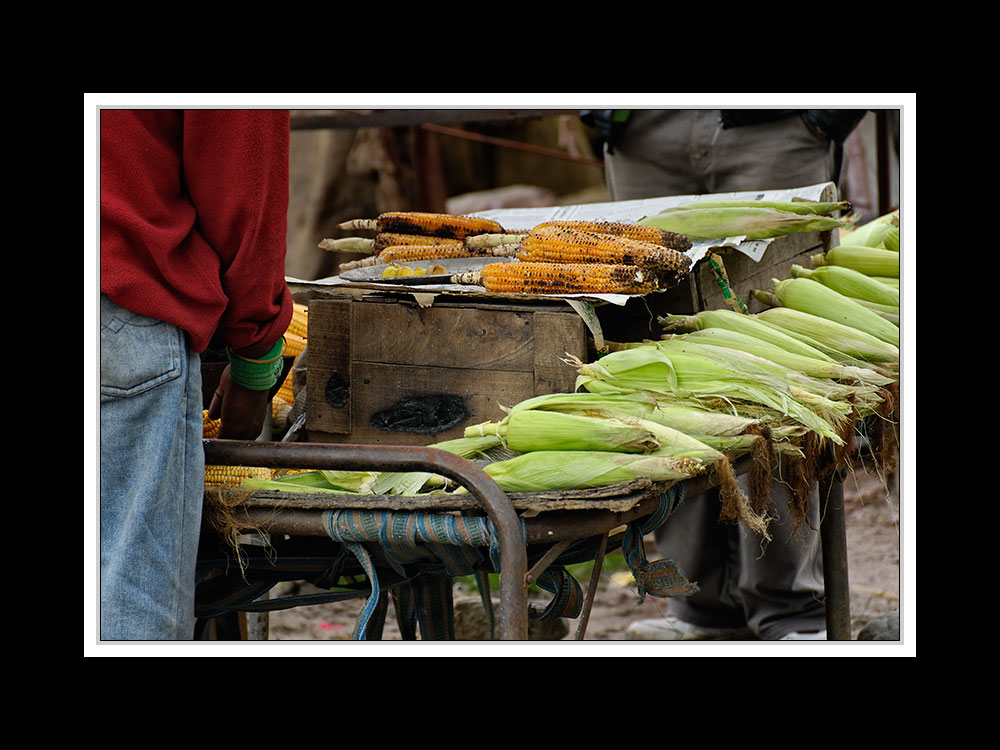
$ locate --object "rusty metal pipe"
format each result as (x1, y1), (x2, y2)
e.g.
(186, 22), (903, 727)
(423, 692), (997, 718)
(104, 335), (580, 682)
(819, 464), (851, 640)
(203, 439), (529, 640)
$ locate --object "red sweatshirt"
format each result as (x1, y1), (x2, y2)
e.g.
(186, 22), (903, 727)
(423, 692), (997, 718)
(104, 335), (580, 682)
(100, 109), (293, 354)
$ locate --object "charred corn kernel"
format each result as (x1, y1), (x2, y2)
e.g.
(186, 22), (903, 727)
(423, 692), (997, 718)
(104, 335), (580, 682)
(519, 227), (691, 276)
(373, 232), (463, 253)
(530, 220), (693, 251)
(467, 261), (657, 295)
(203, 410), (221, 438)
(204, 464), (274, 487)
(340, 212), (505, 239)
(377, 244), (479, 264)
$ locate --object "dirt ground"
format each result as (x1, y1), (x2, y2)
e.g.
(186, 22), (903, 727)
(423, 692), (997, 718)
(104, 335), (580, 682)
(256, 464), (902, 647)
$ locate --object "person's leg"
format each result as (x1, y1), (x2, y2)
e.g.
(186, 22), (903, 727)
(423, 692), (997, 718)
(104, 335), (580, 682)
(736, 478), (827, 640)
(100, 294), (204, 640)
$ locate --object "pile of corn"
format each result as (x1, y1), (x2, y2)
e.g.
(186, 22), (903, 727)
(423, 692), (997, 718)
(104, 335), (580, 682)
(329, 211), (694, 296)
(213, 208), (900, 533)
(202, 302), (310, 487)
(271, 303), (309, 429)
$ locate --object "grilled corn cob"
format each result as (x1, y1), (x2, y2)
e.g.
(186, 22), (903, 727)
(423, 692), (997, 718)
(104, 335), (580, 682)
(374, 232), (464, 252)
(518, 227), (691, 277)
(456, 262), (657, 295)
(339, 211), (505, 239)
(377, 244), (482, 264)
(529, 220), (693, 251)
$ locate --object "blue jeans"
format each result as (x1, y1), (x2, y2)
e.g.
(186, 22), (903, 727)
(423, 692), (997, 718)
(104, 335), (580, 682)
(100, 295), (204, 640)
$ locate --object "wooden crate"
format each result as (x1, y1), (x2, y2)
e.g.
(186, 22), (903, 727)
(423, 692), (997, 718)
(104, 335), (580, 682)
(305, 295), (587, 445)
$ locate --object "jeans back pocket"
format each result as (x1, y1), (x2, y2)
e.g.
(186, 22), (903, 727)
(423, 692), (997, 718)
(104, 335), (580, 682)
(100, 295), (183, 401)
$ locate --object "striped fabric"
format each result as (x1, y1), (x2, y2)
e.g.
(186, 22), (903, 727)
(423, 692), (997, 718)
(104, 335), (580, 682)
(322, 481), (692, 639)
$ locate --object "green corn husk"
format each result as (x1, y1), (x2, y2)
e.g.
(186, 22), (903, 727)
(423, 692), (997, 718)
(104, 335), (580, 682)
(656, 338), (864, 425)
(790, 263), (899, 306)
(660, 308), (837, 363)
(881, 225), (899, 252)
(846, 296), (899, 325)
(471, 409), (662, 454)
(474, 450), (706, 493)
(870, 277), (899, 290)
(755, 307), (899, 364)
(768, 277), (899, 347)
(240, 434), (503, 496)
(812, 245), (899, 278)
(678, 327), (894, 387)
(571, 343), (845, 444)
(839, 210), (899, 247)
(500, 390), (762, 438)
(659, 199), (853, 215)
(637, 206), (851, 241)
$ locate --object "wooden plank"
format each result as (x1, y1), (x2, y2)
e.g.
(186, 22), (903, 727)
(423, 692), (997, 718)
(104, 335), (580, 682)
(305, 298), (352, 434)
(351, 298), (536, 370)
(532, 311), (586, 394)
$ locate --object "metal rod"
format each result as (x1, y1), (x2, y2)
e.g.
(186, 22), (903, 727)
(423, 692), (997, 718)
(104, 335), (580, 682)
(204, 439), (528, 640)
(524, 540), (571, 587)
(819, 464), (852, 640)
(574, 533), (609, 641)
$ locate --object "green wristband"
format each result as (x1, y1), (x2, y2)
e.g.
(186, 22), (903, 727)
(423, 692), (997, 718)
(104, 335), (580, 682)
(226, 337), (285, 391)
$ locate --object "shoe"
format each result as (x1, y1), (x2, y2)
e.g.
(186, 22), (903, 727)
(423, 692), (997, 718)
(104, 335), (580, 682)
(777, 630), (827, 640)
(624, 616), (753, 641)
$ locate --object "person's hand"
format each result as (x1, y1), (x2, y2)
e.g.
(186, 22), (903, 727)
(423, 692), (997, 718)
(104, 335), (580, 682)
(207, 364), (269, 440)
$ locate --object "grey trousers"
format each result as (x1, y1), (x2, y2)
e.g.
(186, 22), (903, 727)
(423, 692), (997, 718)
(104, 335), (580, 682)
(604, 109), (837, 200)
(606, 109), (831, 638)
(656, 475), (826, 640)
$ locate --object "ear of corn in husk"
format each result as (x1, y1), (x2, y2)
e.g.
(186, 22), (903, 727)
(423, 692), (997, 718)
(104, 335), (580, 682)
(838, 210), (899, 247)
(474, 450), (706, 493)
(881, 225), (899, 252)
(754, 307), (899, 364)
(659, 309), (837, 363)
(570, 343), (845, 444)
(766, 277), (899, 347)
(659, 199), (852, 215)
(637, 206), (851, 240)
(811, 245), (899, 278)
(790, 263), (899, 307)
(676, 327), (893, 388)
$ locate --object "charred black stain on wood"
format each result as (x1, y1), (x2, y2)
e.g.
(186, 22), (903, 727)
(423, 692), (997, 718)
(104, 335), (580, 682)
(324, 372), (350, 408)
(370, 393), (468, 434)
